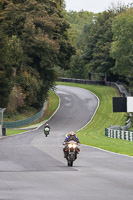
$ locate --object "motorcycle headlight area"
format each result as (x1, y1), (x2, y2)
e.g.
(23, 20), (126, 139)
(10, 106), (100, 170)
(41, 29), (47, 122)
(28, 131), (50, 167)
(73, 144), (77, 148)
(68, 144), (77, 148)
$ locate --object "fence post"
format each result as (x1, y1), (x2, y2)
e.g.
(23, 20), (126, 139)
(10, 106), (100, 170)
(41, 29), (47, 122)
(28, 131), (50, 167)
(105, 128), (108, 136)
(131, 133), (133, 141)
(117, 131), (120, 139)
(128, 131), (130, 141)
(124, 131), (126, 140)
(116, 130), (118, 138)
(114, 130), (116, 138)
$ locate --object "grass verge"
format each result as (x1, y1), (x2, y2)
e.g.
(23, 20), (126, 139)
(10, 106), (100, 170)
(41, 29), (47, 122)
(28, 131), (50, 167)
(6, 90), (59, 136)
(6, 129), (27, 136)
(57, 82), (133, 157)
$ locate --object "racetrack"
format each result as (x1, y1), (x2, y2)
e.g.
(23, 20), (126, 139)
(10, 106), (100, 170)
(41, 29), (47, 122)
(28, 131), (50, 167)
(0, 85), (133, 200)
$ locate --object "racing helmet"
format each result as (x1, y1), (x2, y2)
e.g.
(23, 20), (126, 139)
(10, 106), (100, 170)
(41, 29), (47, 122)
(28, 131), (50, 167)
(70, 131), (75, 136)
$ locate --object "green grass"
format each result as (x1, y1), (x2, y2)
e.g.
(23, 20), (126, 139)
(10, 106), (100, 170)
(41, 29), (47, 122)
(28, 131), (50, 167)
(6, 129), (27, 136)
(42, 90), (59, 120)
(57, 82), (133, 156)
(6, 90), (59, 136)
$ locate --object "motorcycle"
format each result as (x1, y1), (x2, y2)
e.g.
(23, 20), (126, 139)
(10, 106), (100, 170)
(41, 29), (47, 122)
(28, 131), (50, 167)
(64, 140), (80, 167)
(44, 127), (50, 137)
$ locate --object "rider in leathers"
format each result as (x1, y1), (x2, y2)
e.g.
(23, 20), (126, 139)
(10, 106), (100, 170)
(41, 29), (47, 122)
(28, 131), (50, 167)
(63, 131), (80, 159)
(44, 123), (50, 135)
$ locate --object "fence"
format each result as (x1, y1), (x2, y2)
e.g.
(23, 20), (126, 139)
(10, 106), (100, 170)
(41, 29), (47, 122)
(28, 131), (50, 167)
(105, 128), (133, 142)
(61, 78), (106, 86)
(3, 100), (47, 128)
(60, 78), (130, 97)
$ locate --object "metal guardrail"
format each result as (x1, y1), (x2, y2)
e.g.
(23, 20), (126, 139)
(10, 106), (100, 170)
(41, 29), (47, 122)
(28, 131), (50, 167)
(61, 78), (131, 97)
(106, 82), (130, 97)
(61, 78), (106, 86)
(105, 128), (133, 142)
(3, 100), (47, 128)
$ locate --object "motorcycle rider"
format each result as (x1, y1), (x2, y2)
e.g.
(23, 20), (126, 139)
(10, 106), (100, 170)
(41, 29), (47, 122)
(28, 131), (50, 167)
(44, 123), (50, 135)
(63, 131), (80, 159)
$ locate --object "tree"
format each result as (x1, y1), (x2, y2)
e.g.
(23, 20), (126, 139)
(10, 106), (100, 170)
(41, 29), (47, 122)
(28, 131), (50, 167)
(0, 0), (75, 108)
(82, 3), (133, 82)
(63, 10), (94, 78)
(55, 0), (66, 9)
(0, 30), (13, 107)
(111, 8), (133, 77)
(83, 11), (116, 81)
(70, 51), (88, 79)
(16, 68), (44, 108)
(63, 10), (94, 47)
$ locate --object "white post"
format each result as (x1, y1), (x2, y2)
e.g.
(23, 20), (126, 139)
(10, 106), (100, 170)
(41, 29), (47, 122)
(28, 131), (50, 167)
(114, 130), (116, 138)
(122, 131), (124, 140)
(0, 108), (6, 137)
(126, 132), (128, 141)
(118, 131), (120, 139)
(0, 124), (2, 137)
(130, 132), (133, 141)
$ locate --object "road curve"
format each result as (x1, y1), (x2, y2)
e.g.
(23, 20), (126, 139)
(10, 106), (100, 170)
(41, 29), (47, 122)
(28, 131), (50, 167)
(0, 85), (133, 200)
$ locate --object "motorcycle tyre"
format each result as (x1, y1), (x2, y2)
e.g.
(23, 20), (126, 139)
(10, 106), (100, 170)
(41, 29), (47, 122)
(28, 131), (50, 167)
(44, 132), (49, 137)
(68, 154), (73, 167)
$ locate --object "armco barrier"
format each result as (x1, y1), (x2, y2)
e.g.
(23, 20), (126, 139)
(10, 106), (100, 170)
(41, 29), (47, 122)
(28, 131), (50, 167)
(3, 100), (47, 128)
(61, 78), (106, 86)
(105, 128), (133, 142)
(60, 78), (131, 97)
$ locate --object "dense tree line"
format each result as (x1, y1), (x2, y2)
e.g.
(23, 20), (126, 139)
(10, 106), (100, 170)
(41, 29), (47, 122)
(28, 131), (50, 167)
(62, 10), (95, 78)
(111, 7), (133, 78)
(0, 0), (75, 111)
(64, 3), (133, 87)
(0, 30), (13, 107)
(83, 10), (116, 81)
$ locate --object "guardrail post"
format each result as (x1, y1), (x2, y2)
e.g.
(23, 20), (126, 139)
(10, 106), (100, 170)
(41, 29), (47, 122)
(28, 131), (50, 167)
(114, 130), (116, 138)
(131, 133), (133, 141)
(116, 130), (118, 138)
(128, 132), (130, 141)
(105, 128), (108, 136)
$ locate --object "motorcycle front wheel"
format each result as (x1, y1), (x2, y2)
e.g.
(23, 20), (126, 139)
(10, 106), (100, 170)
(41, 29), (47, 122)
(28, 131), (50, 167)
(68, 154), (73, 167)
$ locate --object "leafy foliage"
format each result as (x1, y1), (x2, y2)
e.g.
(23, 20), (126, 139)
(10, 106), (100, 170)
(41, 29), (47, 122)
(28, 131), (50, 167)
(70, 51), (88, 79)
(16, 68), (44, 108)
(111, 8), (133, 77)
(7, 85), (25, 112)
(64, 10), (94, 46)
(63, 10), (94, 78)
(0, 30), (13, 107)
(82, 3), (133, 82)
(0, 0), (75, 110)
(83, 11), (116, 80)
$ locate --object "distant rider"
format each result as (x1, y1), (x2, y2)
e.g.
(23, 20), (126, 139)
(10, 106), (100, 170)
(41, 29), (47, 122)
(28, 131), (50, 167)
(44, 123), (50, 134)
(63, 131), (80, 158)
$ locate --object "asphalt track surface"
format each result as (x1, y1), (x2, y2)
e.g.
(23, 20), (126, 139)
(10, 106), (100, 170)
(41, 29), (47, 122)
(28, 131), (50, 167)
(0, 85), (133, 200)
